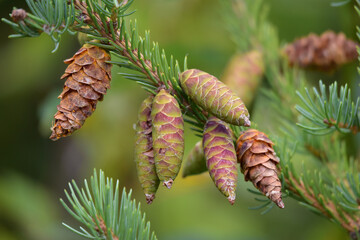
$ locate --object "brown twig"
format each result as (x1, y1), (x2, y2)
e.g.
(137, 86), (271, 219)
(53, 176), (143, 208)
(284, 171), (360, 233)
(94, 216), (119, 240)
(324, 118), (359, 134)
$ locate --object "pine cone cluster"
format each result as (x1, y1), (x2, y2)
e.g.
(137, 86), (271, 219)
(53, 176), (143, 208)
(134, 68), (253, 203)
(236, 129), (284, 208)
(48, 54), (282, 207)
(50, 44), (112, 140)
(284, 31), (358, 71)
(182, 123), (285, 207)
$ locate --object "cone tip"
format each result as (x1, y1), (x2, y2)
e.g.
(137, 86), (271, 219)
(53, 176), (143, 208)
(145, 194), (155, 204)
(49, 132), (59, 141)
(228, 194), (236, 205)
(276, 199), (285, 209)
(244, 117), (251, 127)
(163, 179), (173, 189)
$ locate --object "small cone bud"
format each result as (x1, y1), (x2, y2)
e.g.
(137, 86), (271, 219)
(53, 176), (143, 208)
(11, 9), (27, 22)
(203, 116), (238, 204)
(222, 50), (264, 106)
(180, 69), (250, 127)
(236, 129), (284, 208)
(50, 44), (112, 140)
(284, 31), (358, 71)
(182, 141), (207, 178)
(135, 95), (160, 204)
(151, 89), (185, 188)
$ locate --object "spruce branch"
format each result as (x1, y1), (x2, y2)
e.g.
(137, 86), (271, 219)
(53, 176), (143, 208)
(71, 0), (208, 130)
(61, 169), (157, 240)
(2, 0), (75, 52)
(296, 81), (360, 135)
(3, 0), (360, 237)
(224, 0), (360, 235)
(3, 0), (208, 131)
(279, 143), (360, 233)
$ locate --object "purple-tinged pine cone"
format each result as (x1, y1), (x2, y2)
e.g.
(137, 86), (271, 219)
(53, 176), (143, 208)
(152, 89), (185, 189)
(134, 95), (159, 204)
(203, 116), (238, 204)
(180, 69), (250, 127)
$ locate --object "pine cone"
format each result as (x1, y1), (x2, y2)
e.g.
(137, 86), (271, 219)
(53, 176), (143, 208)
(236, 129), (284, 208)
(203, 116), (238, 205)
(222, 50), (264, 106)
(182, 141), (207, 178)
(135, 95), (160, 204)
(284, 31), (358, 71)
(151, 89), (185, 189)
(180, 69), (250, 127)
(50, 44), (112, 140)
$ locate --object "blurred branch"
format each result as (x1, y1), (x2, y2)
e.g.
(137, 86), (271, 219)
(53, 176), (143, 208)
(225, 0), (360, 236)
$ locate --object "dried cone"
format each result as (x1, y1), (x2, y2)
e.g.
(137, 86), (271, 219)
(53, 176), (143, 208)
(180, 69), (250, 127)
(50, 44), (112, 140)
(284, 31), (358, 71)
(222, 50), (264, 106)
(134, 95), (160, 204)
(151, 89), (185, 189)
(236, 129), (284, 208)
(182, 141), (207, 178)
(203, 116), (238, 205)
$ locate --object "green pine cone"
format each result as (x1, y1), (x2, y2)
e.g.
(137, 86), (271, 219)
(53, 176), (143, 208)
(203, 116), (238, 205)
(135, 95), (160, 204)
(152, 89), (185, 189)
(182, 141), (207, 178)
(180, 69), (250, 126)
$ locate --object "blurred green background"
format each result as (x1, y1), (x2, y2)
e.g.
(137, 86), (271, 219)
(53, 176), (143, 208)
(0, 0), (358, 239)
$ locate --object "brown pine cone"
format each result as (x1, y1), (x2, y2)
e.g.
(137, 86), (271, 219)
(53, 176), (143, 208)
(50, 44), (112, 140)
(284, 31), (358, 71)
(236, 129), (284, 208)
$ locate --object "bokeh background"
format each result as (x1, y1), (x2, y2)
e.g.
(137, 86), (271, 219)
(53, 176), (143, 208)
(0, 0), (358, 239)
